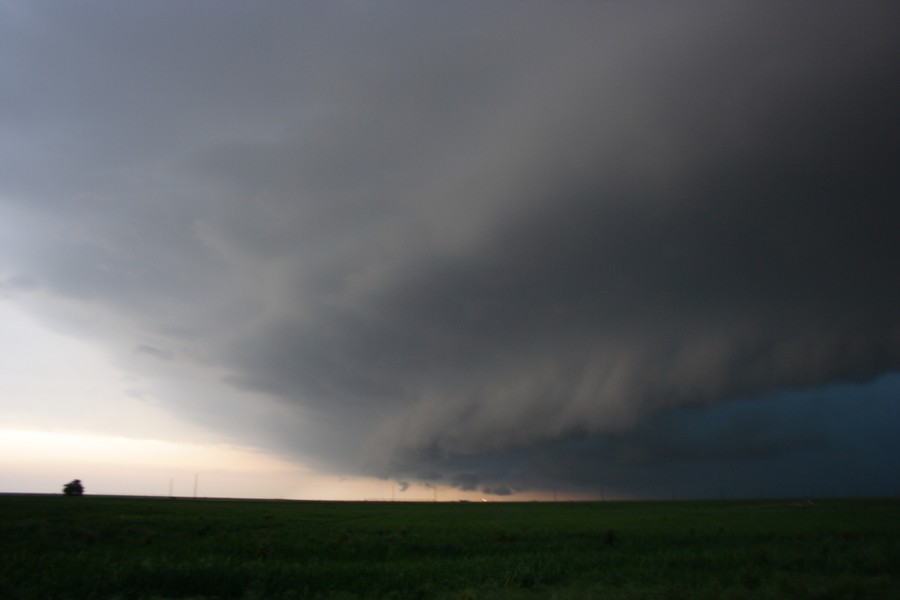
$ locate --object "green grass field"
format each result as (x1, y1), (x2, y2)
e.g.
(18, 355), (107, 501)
(1, 495), (898, 599)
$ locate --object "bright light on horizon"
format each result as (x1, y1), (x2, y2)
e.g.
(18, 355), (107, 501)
(0, 429), (567, 502)
(0, 306), (572, 503)
(0, 428), (310, 498)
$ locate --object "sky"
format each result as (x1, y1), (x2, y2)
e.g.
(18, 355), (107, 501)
(1, 1), (899, 501)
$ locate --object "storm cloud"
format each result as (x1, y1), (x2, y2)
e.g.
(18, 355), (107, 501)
(2, 1), (899, 497)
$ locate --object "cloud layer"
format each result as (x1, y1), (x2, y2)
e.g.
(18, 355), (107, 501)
(2, 2), (899, 496)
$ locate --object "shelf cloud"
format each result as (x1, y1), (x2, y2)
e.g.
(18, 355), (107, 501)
(2, 1), (899, 497)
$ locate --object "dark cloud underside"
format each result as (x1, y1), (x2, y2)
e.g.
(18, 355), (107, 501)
(2, 1), (899, 496)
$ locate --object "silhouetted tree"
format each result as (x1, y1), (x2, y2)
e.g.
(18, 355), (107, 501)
(63, 479), (84, 496)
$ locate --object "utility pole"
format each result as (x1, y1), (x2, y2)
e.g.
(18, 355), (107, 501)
(193, 474), (198, 499)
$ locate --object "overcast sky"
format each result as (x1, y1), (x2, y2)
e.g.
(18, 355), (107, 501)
(2, 1), (899, 500)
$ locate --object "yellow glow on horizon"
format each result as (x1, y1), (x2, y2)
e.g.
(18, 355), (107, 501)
(0, 428), (312, 498)
(0, 428), (570, 502)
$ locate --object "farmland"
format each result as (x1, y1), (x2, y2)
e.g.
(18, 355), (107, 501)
(1, 495), (898, 599)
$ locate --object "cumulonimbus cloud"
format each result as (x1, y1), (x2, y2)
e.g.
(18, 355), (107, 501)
(2, 2), (899, 495)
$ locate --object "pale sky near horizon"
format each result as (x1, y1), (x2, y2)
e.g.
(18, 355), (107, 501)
(0, 300), (535, 501)
(2, 1), (899, 501)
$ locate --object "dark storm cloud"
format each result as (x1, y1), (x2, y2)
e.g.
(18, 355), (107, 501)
(383, 377), (900, 499)
(528, 378), (900, 499)
(481, 485), (514, 497)
(451, 473), (481, 493)
(2, 2), (900, 497)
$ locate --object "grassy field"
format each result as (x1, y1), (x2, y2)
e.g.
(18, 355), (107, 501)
(1, 495), (898, 599)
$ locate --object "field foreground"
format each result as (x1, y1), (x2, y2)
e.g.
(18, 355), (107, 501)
(1, 495), (898, 599)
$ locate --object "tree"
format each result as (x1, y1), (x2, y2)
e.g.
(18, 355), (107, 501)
(62, 479), (84, 496)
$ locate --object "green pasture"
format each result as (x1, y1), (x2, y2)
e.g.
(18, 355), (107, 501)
(1, 495), (898, 599)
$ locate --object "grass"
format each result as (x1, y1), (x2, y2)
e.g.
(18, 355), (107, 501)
(1, 495), (898, 599)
